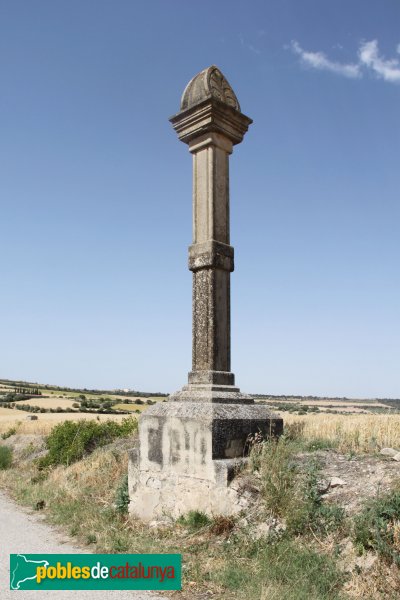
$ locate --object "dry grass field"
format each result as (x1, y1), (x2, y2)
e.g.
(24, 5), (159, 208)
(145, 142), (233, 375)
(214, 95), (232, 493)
(2, 402), (399, 453)
(273, 399), (386, 408)
(265, 397), (391, 414)
(0, 411), (132, 435)
(14, 397), (77, 410)
(113, 403), (149, 412)
(0, 407), (29, 416)
(0, 379), (167, 436)
(283, 412), (400, 453)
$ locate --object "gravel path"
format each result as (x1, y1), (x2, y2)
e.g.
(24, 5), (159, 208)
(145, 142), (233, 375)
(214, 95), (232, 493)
(0, 491), (164, 600)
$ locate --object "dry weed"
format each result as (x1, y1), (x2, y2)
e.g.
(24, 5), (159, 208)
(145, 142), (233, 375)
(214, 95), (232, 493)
(345, 558), (400, 599)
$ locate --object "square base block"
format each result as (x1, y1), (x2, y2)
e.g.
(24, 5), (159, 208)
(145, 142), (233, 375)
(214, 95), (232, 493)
(128, 400), (283, 520)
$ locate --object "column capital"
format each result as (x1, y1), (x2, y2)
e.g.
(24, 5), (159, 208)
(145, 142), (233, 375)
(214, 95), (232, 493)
(169, 66), (252, 146)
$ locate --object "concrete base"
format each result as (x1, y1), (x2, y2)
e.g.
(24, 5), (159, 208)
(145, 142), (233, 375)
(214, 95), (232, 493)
(128, 399), (283, 520)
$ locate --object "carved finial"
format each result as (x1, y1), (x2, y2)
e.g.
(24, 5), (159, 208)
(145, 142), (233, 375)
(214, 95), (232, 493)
(180, 66), (241, 111)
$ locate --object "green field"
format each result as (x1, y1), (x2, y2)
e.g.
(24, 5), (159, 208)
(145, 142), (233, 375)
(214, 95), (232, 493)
(114, 403), (148, 412)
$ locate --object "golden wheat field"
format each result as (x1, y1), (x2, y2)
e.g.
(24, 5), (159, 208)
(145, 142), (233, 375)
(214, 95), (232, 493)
(283, 412), (400, 453)
(0, 410), (133, 435)
(13, 397), (78, 410)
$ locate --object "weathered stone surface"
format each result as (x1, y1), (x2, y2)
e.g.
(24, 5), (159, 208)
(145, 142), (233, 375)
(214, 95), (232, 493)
(129, 400), (282, 520)
(189, 241), (234, 272)
(180, 65), (241, 111)
(170, 76), (250, 392)
(169, 383), (252, 403)
(129, 459), (248, 520)
(129, 406), (274, 520)
(170, 104), (252, 147)
(136, 401), (282, 465)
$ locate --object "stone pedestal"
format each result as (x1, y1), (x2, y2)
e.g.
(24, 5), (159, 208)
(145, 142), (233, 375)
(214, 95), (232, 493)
(129, 401), (281, 519)
(129, 66), (282, 520)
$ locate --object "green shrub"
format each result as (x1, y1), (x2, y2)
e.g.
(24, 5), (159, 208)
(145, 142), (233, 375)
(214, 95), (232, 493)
(306, 438), (338, 452)
(38, 417), (137, 468)
(0, 446), (13, 469)
(115, 474), (129, 514)
(257, 438), (298, 517)
(353, 487), (400, 565)
(1, 426), (18, 440)
(287, 460), (344, 536)
(177, 510), (210, 530)
(254, 439), (344, 536)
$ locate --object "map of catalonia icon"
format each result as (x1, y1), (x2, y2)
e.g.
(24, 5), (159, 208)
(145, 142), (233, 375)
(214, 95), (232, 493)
(10, 554), (49, 590)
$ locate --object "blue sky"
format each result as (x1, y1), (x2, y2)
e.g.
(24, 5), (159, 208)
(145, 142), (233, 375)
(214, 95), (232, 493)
(1, 1), (399, 397)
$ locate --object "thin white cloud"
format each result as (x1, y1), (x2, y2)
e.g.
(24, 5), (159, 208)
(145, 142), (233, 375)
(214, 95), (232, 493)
(248, 44), (261, 55)
(239, 33), (261, 55)
(359, 39), (400, 83)
(291, 39), (400, 84)
(291, 40), (361, 79)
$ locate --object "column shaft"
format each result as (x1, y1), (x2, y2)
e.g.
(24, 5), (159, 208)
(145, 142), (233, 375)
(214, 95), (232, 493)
(188, 134), (234, 386)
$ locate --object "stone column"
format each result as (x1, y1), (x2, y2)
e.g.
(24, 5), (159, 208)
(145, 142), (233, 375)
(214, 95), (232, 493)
(129, 66), (282, 521)
(169, 66), (253, 403)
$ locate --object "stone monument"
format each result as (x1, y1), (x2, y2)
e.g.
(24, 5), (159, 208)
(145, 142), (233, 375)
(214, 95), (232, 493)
(129, 66), (282, 520)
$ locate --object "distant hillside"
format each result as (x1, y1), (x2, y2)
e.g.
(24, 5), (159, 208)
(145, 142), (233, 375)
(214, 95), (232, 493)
(0, 378), (167, 398)
(253, 393), (400, 404)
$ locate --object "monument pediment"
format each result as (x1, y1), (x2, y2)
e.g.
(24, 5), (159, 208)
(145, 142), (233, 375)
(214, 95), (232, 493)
(180, 65), (241, 111)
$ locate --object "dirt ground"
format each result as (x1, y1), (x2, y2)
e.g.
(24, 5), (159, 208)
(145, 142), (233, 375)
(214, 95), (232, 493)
(296, 449), (400, 515)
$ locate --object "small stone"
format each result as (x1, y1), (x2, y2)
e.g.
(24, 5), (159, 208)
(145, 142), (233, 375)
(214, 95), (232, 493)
(253, 518), (285, 540)
(254, 522), (271, 539)
(330, 477), (346, 487)
(355, 553), (377, 571)
(149, 521), (158, 528)
(148, 519), (170, 528)
(317, 479), (330, 494)
(380, 448), (400, 457)
(392, 453), (400, 462)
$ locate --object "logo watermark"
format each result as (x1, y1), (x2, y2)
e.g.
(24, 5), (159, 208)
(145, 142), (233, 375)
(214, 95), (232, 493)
(10, 553), (181, 590)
